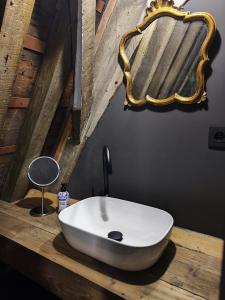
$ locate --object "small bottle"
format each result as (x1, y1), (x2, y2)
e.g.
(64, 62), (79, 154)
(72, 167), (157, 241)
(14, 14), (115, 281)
(58, 183), (70, 213)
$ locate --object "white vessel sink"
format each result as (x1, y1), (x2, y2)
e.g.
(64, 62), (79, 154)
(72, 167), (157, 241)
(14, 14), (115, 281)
(58, 196), (173, 271)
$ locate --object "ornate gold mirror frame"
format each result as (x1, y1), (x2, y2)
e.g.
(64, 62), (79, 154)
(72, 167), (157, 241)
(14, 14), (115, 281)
(119, 0), (216, 107)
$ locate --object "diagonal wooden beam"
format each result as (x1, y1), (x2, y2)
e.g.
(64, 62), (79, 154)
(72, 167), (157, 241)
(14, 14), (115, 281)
(53, 0), (113, 162)
(70, 0), (82, 144)
(1, 0), (72, 201)
(0, 0), (35, 131)
(52, 0), (96, 187)
(95, 0), (117, 52)
(52, 0), (149, 191)
(86, 0), (149, 137)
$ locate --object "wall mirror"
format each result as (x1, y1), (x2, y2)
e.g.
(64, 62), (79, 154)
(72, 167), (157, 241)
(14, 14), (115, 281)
(119, 0), (216, 107)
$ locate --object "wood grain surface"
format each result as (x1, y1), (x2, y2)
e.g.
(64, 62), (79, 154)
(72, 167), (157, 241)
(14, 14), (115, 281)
(0, 189), (223, 300)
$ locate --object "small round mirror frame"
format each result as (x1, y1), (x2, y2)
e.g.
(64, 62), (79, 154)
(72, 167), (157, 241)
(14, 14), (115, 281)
(27, 156), (60, 217)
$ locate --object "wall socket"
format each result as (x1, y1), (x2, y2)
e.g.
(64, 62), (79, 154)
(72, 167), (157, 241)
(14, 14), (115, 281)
(209, 127), (225, 150)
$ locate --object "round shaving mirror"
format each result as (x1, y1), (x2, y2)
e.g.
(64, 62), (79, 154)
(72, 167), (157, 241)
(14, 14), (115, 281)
(28, 156), (60, 216)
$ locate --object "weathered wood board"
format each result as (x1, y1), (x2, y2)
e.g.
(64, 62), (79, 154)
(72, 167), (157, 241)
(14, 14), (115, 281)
(53, 0), (96, 184)
(1, 0), (72, 201)
(0, 109), (26, 146)
(0, 189), (223, 300)
(0, 0), (35, 131)
(0, 0), (57, 194)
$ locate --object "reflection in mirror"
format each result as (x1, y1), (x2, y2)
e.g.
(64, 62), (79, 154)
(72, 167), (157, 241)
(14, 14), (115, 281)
(130, 17), (208, 100)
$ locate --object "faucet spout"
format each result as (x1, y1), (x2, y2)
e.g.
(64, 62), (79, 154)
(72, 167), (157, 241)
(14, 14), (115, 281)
(103, 146), (112, 196)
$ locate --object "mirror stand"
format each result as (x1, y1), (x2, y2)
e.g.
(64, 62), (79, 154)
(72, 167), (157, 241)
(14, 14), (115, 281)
(27, 156), (60, 217)
(30, 187), (50, 217)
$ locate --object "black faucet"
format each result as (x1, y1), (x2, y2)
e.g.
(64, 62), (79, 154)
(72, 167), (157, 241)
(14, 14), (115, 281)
(103, 146), (112, 196)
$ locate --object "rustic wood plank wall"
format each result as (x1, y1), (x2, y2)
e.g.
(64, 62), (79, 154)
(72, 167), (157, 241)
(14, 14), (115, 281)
(2, 0), (96, 200)
(0, 0), (36, 147)
(0, 191), (222, 300)
(52, 0), (96, 187)
(42, 0), (111, 158)
(51, 0), (150, 190)
(1, 0), (135, 197)
(1, 0), (73, 201)
(0, 0), (56, 192)
(1, 1), (56, 148)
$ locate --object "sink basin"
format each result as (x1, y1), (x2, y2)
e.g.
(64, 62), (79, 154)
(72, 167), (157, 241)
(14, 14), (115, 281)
(58, 196), (173, 271)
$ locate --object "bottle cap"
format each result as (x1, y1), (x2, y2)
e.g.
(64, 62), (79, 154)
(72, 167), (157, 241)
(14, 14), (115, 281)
(61, 183), (67, 192)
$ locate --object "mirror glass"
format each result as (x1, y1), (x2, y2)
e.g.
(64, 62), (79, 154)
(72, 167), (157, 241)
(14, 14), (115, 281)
(28, 156), (60, 187)
(130, 17), (208, 100)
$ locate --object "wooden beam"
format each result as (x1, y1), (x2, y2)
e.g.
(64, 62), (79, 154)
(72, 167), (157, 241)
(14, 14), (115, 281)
(23, 34), (46, 54)
(71, 0), (96, 142)
(0, 237), (120, 300)
(52, 0), (149, 190)
(0, 0), (35, 131)
(53, 0), (115, 163)
(53, 0), (97, 160)
(95, 0), (117, 51)
(8, 97), (30, 108)
(86, 0), (149, 137)
(71, 0), (82, 142)
(0, 145), (16, 155)
(0, 193), (222, 300)
(1, 0), (72, 201)
(51, 0), (96, 184)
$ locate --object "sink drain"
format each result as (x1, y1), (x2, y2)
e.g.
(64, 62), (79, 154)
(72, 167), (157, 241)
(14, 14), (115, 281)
(108, 231), (123, 242)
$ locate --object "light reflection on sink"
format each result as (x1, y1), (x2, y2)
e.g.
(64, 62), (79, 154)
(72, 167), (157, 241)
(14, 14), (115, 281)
(58, 196), (173, 271)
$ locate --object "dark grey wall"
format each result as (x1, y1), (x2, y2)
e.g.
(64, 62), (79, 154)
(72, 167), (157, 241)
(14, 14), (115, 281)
(69, 0), (225, 238)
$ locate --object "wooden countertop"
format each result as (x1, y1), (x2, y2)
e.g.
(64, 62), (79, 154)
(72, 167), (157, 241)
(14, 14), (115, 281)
(0, 189), (223, 300)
